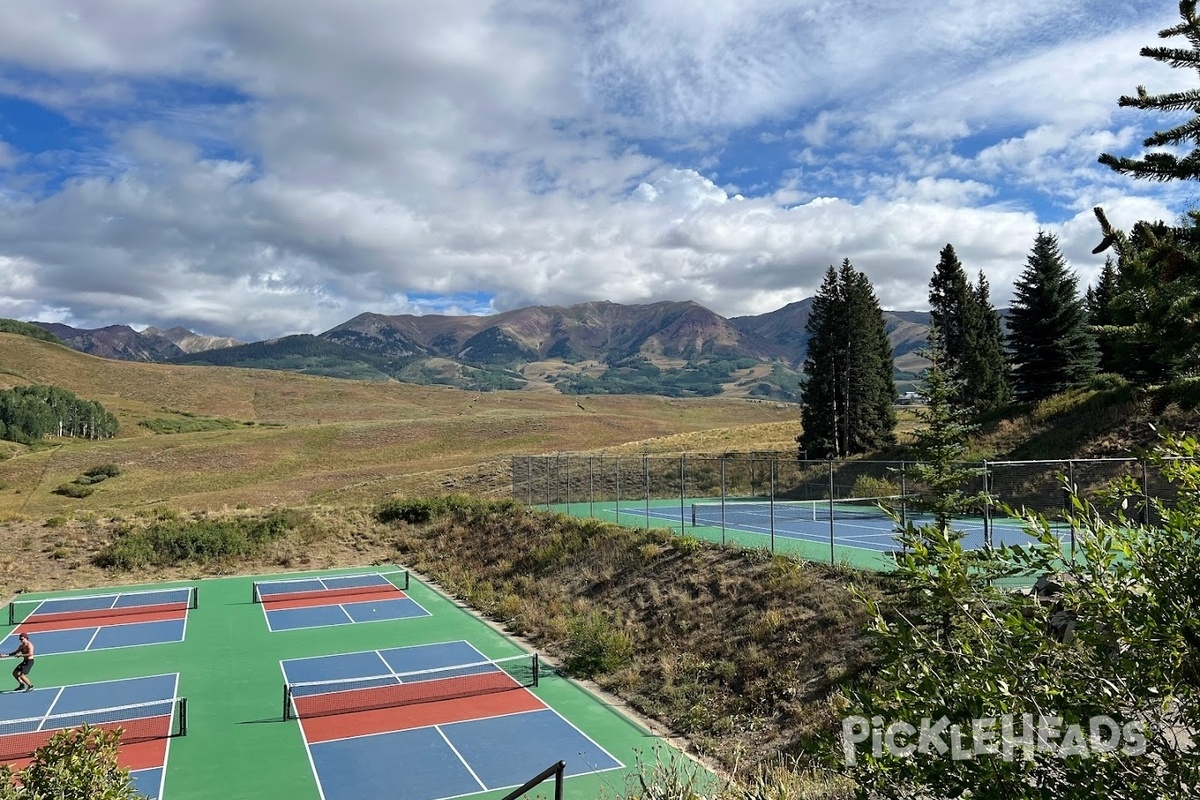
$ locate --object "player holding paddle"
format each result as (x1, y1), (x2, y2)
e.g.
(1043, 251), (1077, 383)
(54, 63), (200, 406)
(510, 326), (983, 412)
(2, 632), (35, 692)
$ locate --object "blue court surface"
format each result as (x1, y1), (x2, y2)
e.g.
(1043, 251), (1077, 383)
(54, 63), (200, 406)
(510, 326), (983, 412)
(606, 502), (1068, 553)
(282, 641), (623, 800)
(0, 618), (187, 656)
(0, 673), (181, 800)
(262, 596), (430, 632)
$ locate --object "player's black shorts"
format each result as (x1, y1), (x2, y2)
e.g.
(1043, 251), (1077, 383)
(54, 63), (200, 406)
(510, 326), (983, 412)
(13, 659), (33, 676)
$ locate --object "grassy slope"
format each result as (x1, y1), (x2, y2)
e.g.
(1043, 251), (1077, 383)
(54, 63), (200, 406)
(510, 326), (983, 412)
(0, 334), (799, 515)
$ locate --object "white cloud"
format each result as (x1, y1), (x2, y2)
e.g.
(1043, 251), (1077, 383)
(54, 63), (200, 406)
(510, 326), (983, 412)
(0, 0), (1192, 340)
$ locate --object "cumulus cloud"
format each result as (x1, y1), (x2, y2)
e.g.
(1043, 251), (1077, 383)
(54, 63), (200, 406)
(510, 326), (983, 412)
(0, 0), (1191, 339)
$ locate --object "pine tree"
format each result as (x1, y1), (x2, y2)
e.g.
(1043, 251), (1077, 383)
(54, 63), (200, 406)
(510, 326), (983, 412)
(1098, 0), (1200, 182)
(1092, 2), (1200, 380)
(799, 261), (895, 457)
(1007, 232), (1099, 401)
(927, 245), (1009, 412)
(800, 267), (844, 458)
(1086, 257), (1124, 374)
(972, 272), (1011, 409)
(843, 264), (897, 452)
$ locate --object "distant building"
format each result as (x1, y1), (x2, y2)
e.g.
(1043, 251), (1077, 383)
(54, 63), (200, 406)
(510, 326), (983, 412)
(896, 391), (925, 405)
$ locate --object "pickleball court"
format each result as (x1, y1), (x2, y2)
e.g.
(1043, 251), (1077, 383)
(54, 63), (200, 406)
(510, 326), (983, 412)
(1, 569), (669, 800)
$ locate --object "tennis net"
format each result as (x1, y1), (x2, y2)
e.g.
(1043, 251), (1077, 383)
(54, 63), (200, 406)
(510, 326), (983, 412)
(691, 495), (906, 528)
(0, 697), (187, 761)
(252, 570), (410, 603)
(283, 653), (539, 721)
(8, 586), (198, 626)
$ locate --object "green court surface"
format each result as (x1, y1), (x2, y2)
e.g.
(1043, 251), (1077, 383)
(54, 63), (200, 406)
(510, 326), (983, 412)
(1, 568), (691, 800)
(546, 499), (1076, 576)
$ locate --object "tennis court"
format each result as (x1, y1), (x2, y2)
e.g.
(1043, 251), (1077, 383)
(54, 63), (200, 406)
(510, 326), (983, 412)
(551, 497), (1070, 570)
(0, 568), (674, 799)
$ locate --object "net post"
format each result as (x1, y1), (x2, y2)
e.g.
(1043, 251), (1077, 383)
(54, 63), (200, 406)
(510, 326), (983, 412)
(283, 685), (293, 722)
(177, 697), (188, 737)
(402, 570), (410, 591)
(532, 652), (540, 687)
(7, 602), (12, 627)
(190, 587), (199, 610)
(251, 582), (260, 604)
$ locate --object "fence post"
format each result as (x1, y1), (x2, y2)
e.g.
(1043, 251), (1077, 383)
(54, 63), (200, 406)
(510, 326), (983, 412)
(615, 457), (621, 525)
(829, 458), (835, 565)
(769, 457), (776, 554)
(1067, 459), (1077, 559)
(643, 454), (650, 530)
(982, 460), (991, 548)
(1142, 458), (1151, 526)
(679, 455), (686, 536)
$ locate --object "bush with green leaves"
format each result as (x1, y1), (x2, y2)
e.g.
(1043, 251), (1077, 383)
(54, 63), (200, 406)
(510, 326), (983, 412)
(564, 609), (633, 678)
(0, 724), (138, 800)
(94, 512), (294, 569)
(85, 464), (121, 479)
(52, 483), (94, 498)
(375, 495), (491, 525)
(837, 336), (1200, 797)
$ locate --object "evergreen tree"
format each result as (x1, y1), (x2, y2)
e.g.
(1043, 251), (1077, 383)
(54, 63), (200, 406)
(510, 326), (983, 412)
(800, 267), (844, 458)
(1093, 210), (1200, 381)
(1086, 257), (1124, 374)
(1007, 232), (1099, 401)
(799, 260), (895, 457)
(1098, 0), (1200, 182)
(972, 272), (1011, 409)
(1092, 2), (1200, 380)
(927, 244), (978, 404)
(927, 245), (1009, 412)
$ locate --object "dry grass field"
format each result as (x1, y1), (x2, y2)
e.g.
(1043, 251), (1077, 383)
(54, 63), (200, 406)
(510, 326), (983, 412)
(0, 333), (800, 517)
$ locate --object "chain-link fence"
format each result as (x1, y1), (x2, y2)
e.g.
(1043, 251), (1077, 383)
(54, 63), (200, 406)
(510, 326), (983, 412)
(512, 453), (1176, 570)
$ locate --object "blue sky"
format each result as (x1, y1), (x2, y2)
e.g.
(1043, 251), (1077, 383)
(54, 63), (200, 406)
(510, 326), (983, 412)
(0, 0), (1190, 341)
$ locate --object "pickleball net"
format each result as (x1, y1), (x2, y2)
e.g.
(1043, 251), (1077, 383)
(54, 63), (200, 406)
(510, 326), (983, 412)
(283, 653), (539, 721)
(0, 696), (187, 761)
(252, 570), (410, 603)
(691, 495), (907, 528)
(8, 586), (198, 626)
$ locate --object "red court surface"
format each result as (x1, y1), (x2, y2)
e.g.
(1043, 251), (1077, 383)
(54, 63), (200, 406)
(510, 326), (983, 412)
(17, 607), (187, 634)
(263, 586), (404, 612)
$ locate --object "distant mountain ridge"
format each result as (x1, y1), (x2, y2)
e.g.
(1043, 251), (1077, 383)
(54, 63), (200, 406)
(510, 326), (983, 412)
(30, 323), (241, 361)
(28, 300), (933, 399)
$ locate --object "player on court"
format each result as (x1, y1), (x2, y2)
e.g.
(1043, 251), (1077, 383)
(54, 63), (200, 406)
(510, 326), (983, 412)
(4, 632), (35, 692)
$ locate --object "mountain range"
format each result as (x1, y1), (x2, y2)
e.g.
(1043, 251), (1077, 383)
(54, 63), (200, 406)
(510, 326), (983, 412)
(31, 300), (932, 399)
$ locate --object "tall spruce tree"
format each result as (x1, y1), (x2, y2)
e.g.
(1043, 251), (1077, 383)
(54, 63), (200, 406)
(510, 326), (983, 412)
(927, 245), (1009, 412)
(1007, 232), (1099, 401)
(799, 260), (895, 457)
(1086, 257), (1123, 374)
(800, 267), (843, 457)
(972, 271), (1011, 409)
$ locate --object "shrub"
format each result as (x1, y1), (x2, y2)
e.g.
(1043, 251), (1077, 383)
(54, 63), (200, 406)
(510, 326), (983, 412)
(1088, 372), (1130, 392)
(564, 610), (633, 678)
(84, 463), (122, 479)
(849, 474), (899, 498)
(94, 512), (293, 569)
(0, 724), (140, 799)
(52, 483), (94, 498)
(375, 495), (474, 524)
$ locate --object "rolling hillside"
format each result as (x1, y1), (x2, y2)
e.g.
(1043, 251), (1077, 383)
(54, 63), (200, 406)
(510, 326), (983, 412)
(0, 333), (799, 515)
